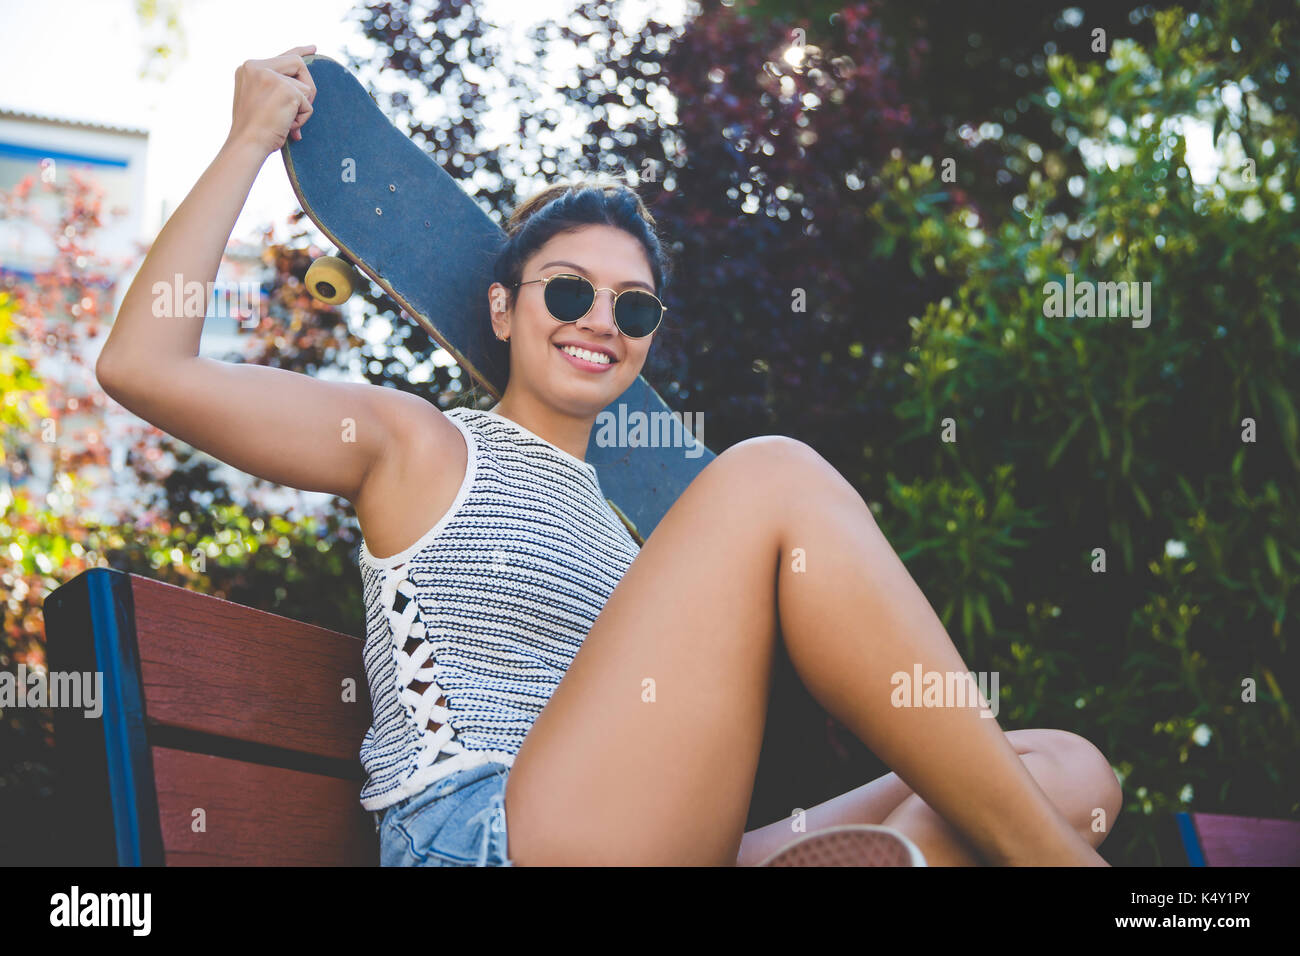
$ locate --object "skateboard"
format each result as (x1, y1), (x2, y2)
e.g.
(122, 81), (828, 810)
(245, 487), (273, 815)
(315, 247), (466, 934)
(280, 55), (713, 545)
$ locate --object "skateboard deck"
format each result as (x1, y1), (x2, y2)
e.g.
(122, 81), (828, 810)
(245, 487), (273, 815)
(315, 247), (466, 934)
(281, 54), (713, 544)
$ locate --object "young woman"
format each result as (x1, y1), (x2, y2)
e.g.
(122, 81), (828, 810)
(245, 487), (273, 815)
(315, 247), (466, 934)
(97, 46), (1121, 867)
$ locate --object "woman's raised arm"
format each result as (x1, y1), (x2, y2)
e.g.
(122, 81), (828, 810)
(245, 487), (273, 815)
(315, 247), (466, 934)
(95, 46), (429, 503)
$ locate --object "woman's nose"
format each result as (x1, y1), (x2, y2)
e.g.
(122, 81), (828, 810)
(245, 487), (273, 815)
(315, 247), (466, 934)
(581, 289), (619, 330)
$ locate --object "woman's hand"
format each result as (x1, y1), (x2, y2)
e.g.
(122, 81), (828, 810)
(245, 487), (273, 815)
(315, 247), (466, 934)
(226, 45), (318, 156)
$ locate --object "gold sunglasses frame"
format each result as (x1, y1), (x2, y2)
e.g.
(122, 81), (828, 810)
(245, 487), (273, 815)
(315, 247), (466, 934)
(511, 273), (666, 339)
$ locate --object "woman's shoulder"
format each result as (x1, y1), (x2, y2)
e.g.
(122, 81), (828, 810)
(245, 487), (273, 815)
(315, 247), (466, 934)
(353, 401), (478, 564)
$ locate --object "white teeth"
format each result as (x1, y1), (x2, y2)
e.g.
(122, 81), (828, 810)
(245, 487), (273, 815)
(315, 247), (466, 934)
(559, 344), (611, 365)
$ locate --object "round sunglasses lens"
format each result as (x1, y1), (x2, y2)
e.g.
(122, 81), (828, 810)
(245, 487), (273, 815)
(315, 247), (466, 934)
(543, 275), (593, 322)
(616, 292), (662, 337)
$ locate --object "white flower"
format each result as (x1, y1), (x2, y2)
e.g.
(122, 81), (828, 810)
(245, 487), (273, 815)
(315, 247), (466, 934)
(1192, 723), (1212, 746)
(1165, 539), (1187, 559)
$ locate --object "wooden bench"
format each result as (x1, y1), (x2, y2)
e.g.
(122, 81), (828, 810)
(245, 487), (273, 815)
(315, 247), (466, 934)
(41, 560), (851, 866)
(44, 567), (378, 866)
(1176, 811), (1300, 867)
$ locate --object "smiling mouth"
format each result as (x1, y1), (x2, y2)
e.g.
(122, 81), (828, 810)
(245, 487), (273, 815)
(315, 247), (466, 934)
(555, 343), (618, 366)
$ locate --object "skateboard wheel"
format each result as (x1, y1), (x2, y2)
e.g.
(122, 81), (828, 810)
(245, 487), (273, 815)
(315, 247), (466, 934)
(305, 255), (360, 305)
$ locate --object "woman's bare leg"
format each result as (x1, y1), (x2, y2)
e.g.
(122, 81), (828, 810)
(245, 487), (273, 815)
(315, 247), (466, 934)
(504, 436), (1107, 865)
(735, 727), (1123, 865)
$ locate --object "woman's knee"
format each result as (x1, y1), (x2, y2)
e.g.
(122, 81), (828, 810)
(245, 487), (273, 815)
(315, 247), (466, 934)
(722, 433), (822, 468)
(1039, 729), (1123, 835)
(712, 434), (853, 507)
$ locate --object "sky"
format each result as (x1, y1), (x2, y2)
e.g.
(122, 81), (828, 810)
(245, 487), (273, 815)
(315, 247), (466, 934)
(0, 0), (686, 243)
(2, 0), (366, 240)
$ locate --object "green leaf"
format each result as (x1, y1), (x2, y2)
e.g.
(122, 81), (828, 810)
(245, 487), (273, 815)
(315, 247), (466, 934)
(1264, 536), (1282, 579)
(975, 593), (994, 634)
(1085, 390), (1111, 459)
(1231, 447), (1246, 479)
(1046, 415), (1086, 468)
(1131, 481), (1153, 519)
(1265, 379), (1300, 468)
(994, 576), (1014, 604)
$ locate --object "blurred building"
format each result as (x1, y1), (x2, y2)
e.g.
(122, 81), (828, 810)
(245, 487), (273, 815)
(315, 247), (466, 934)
(0, 108), (313, 527)
(0, 107), (150, 523)
(0, 108), (148, 267)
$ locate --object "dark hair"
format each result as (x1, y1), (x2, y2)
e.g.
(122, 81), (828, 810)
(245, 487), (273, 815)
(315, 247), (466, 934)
(492, 174), (672, 313)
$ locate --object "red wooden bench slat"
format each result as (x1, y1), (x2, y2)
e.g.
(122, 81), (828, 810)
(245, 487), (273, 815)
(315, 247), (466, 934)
(151, 746), (377, 865)
(1193, 812), (1300, 867)
(130, 574), (371, 761)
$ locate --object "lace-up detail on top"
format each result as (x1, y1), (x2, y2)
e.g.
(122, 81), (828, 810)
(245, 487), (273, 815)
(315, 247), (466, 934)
(381, 572), (469, 773)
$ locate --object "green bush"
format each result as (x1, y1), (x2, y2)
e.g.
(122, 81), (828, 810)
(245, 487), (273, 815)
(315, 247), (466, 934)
(863, 7), (1299, 863)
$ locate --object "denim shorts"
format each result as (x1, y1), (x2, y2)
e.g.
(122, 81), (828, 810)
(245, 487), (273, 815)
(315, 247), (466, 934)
(373, 761), (514, 867)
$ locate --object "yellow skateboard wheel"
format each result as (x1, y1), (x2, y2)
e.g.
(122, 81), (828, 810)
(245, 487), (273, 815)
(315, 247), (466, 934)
(305, 255), (360, 305)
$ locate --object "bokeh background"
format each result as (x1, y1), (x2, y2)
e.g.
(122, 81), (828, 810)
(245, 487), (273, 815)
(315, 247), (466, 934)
(2, 0), (1296, 866)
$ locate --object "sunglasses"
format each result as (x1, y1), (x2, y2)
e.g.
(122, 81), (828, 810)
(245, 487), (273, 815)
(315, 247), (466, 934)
(512, 273), (665, 339)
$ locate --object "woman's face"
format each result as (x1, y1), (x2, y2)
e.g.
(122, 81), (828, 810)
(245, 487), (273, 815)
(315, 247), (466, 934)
(489, 224), (657, 416)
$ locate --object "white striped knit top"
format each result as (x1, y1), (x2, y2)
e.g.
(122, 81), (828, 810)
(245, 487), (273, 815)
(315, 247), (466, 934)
(356, 405), (641, 812)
